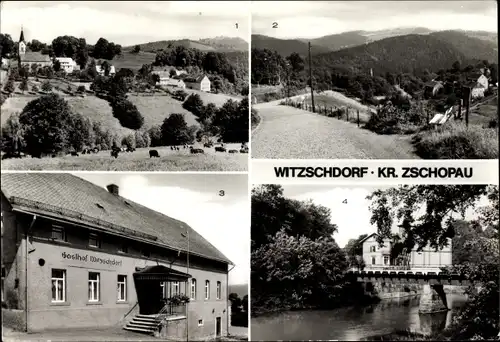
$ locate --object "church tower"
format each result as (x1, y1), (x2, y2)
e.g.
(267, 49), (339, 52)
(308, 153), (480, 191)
(19, 26), (26, 56)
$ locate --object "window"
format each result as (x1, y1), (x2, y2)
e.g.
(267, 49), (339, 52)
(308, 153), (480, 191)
(117, 275), (127, 302)
(118, 242), (128, 253)
(205, 280), (210, 300)
(88, 272), (100, 302)
(383, 255), (389, 265)
(371, 257), (376, 265)
(172, 281), (179, 296)
(190, 279), (197, 300)
(370, 246), (376, 252)
(51, 225), (65, 241)
(89, 233), (101, 248)
(51, 269), (66, 302)
(198, 319), (204, 326)
(216, 281), (221, 300)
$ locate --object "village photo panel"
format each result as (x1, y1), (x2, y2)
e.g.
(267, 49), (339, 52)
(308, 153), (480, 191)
(250, 1), (498, 160)
(250, 183), (499, 341)
(1, 172), (249, 340)
(0, 1), (250, 171)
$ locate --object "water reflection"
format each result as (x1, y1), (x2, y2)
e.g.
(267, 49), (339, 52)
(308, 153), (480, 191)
(251, 294), (468, 341)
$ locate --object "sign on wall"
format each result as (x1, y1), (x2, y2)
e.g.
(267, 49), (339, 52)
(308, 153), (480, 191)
(61, 251), (123, 267)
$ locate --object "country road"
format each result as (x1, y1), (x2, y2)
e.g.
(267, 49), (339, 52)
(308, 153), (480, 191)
(251, 102), (420, 159)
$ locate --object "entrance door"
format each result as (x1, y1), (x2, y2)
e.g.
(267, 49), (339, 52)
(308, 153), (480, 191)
(215, 317), (221, 337)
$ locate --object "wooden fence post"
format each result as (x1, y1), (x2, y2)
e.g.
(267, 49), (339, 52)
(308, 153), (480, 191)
(357, 109), (360, 127)
(346, 108), (349, 122)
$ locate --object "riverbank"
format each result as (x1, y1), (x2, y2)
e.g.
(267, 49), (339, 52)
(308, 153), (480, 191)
(362, 330), (434, 341)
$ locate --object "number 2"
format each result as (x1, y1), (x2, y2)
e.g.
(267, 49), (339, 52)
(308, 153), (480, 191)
(272, 22), (278, 28)
(235, 23), (238, 29)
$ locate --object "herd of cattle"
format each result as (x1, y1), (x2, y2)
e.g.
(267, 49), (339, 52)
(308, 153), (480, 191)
(1, 142), (249, 160)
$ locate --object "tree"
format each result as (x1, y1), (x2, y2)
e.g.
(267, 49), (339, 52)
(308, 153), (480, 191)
(3, 78), (15, 94)
(19, 78), (28, 94)
(53, 59), (61, 72)
(161, 113), (195, 146)
(19, 94), (75, 157)
(211, 97), (249, 143)
(77, 85), (86, 93)
(30, 63), (39, 77)
(100, 61), (111, 77)
(41, 80), (53, 92)
(133, 45), (141, 53)
(68, 114), (92, 151)
(110, 99), (144, 130)
(1, 112), (25, 154)
(75, 38), (89, 70)
(0, 33), (15, 58)
(148, 125), (162, 147)
(182, 93), (204, 117)
(31, 84), (39, 93)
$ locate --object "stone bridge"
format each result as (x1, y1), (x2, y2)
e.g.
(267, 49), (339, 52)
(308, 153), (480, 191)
(348, 270), (477, 314)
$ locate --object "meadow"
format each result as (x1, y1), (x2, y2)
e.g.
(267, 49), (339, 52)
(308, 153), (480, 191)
(1, 144), (248, 171)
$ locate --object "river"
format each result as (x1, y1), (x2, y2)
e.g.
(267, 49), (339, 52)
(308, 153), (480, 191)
(251, 294), (468, 341)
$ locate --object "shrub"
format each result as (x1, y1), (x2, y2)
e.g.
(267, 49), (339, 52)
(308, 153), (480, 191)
(365, 102), (427, 135)
(161, 113), (196, 146)
(41, 80), (52, 92)
(413, 122), (499, 159)
(77, 85), (86, 93)
(251, 108), (260, 130)
(110, 98), (144, 130)
(182, 93), (204, 117)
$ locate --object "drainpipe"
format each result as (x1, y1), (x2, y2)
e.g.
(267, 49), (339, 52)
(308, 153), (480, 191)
(226, 264), (235, 336)
(25, 214), (37, 332)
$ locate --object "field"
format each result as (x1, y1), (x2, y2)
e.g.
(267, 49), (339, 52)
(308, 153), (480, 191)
(184, 88), (242, 107)
(1, 144), (248, 171)
(303, 91), (376, 118)
(100, 51), (157, 71)
(0, 90), (236, 132)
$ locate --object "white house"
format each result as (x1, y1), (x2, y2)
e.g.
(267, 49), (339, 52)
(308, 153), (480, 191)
(95, 64), (116, 76)
(184, 75), (211, 92)
(360, 233), (452, 272)
(164, 78), (186, 88)
(55, 57), (77, 73)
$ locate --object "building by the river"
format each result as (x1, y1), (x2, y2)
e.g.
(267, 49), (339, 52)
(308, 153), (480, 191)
(360, 233), (452, 272)
(1, 173), (232, 340)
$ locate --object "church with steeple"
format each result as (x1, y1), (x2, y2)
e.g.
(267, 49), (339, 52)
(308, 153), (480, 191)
(17, 26), (52, 69)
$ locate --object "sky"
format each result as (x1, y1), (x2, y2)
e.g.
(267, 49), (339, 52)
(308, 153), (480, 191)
(282, 185), (493, 248)
(1, 1), (250, 46)
(252, 1), (498, 39)
(74, 173), (249, 285)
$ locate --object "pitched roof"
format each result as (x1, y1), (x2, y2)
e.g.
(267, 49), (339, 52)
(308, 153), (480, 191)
(20, 52), (51, 63)
(19, 29), (25, 42)
(154, 71), (171, 79)
(184, 74), (208, 83)
(1, 173), (232, 265)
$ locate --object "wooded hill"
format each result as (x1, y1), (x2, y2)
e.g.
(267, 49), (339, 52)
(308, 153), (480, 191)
(252, 29), (498, 60)
(124, 36), (248, 53)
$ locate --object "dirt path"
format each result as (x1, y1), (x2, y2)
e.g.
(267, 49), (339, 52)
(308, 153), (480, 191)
(251, 104), (419, 159)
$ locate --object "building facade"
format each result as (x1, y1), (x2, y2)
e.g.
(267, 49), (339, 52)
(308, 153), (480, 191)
(361, 233), (452, 272)
(1, 173), (232, 340)
(95, 65), (116, 76)
(55, 57), (77, 73)
(184, 75), (211, 92)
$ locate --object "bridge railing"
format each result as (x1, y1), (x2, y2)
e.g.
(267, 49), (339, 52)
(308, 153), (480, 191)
(348, 270), (476, 286)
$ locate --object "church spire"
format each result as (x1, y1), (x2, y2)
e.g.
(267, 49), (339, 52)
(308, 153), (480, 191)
(19, 26), (25, 42)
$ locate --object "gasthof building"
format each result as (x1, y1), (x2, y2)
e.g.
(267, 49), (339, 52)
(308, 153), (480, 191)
(1, 173), (234, 340)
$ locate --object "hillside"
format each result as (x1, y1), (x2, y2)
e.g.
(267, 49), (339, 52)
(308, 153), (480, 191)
(104, 51), (156, 71)
(361, 27), (433, 42)
(429, 30), (498, 62)
(311, 34), (471, 76)
(124, 39), (216, 53)
(462, 30), (498, 43)
(308, 31), (369, 51)
(251, 34), (331, 57)
(197, 36), (249, 52)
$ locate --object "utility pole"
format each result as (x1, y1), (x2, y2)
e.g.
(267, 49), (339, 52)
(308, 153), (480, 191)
(308, 42), (315, 113)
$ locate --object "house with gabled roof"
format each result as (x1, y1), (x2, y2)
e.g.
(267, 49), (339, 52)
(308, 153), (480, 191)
(1, 173), (232, 339)
(184, 74), (211, 92)
(359, 232), (452, 272)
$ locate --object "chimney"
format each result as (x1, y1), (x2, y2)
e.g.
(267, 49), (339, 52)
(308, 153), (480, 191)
(106, 184), (119, 196)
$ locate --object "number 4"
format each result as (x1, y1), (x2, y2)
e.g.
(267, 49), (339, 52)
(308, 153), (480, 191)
(342, 199), (347, 204)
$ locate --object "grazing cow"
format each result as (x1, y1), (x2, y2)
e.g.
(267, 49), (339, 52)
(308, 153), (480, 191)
(70, 151), (79, 156)
(111, 150), (119, 158)
(149, 150), (160, 158)
(170, 146), (174, 151)
(126, 147), (135, 152)
(204, 142), (213, 148)
(215, 146), (226, 152)
(190, 147), (204, 154)
(93, 147), (99, 154)
(228, 149), (238, 153)
(240, 148), (249, 153)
